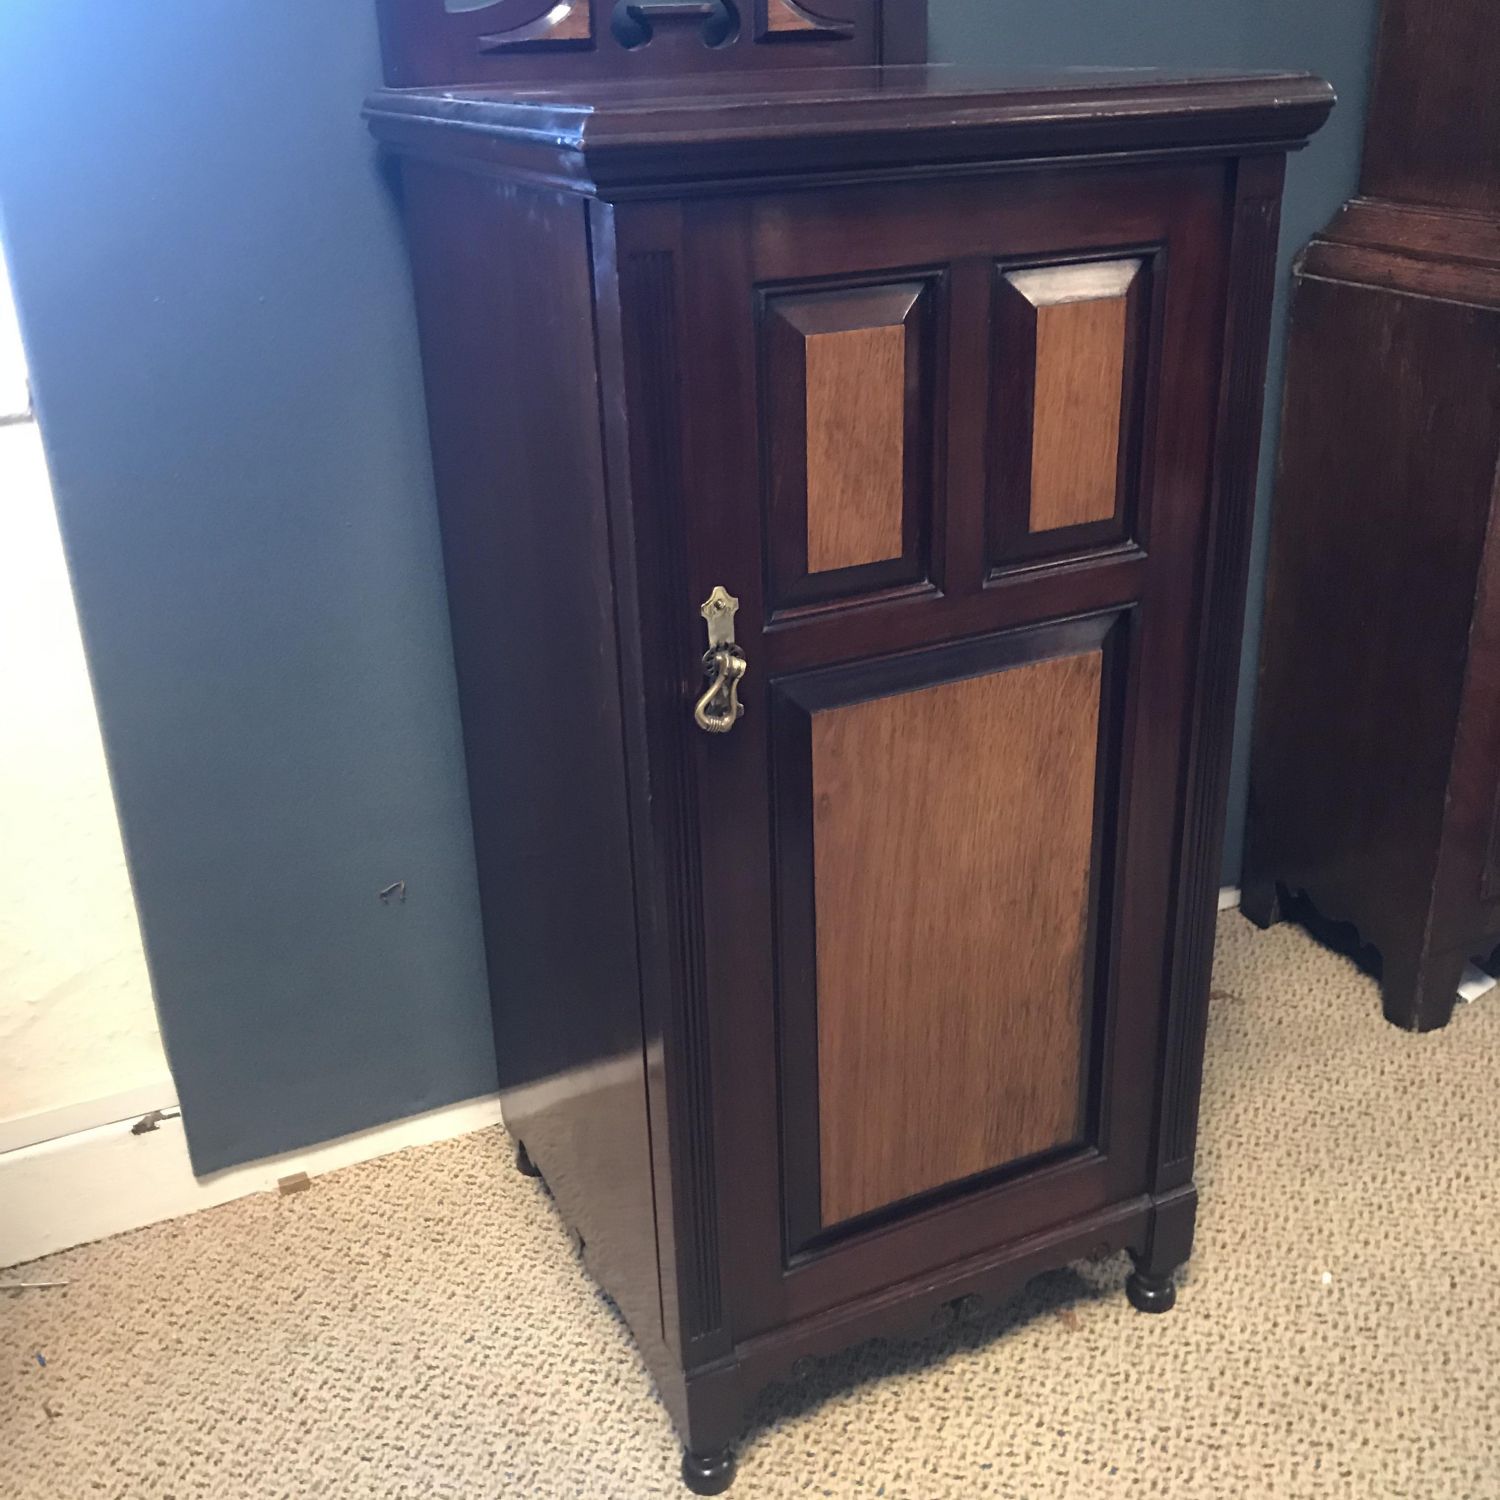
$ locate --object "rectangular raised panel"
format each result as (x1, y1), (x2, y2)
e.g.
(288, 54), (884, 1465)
(1030, 297), (1127, 530)
(804, 321), (907, 572)
(1007, 260), (1138, 535)
(812, 649), (1103, 1227)
(761, 280), (933, 607)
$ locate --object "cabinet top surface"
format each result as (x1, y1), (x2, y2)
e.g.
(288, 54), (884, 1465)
(365, 64), (1334, 191)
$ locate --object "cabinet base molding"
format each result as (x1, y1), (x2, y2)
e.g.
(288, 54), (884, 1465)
(644, 1187), (1195, 1462)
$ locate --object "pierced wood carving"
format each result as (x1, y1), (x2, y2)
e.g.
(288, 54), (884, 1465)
(379, 0), (901, 85)
(612, 0), (739, 50)
(762, 0), (856, 38)
(469, 0), (593, 51)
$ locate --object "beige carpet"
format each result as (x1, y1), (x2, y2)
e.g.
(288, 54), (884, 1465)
(5, 915), (1499, 1499)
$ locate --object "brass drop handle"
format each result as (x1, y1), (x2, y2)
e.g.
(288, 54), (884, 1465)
(693, 586), (747, 735)
(695, 647), (747, 734)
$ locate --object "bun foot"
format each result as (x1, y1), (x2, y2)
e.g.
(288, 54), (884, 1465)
(514, 1140), (542, 1179)
(1126, 1269), (1177, 1314)
(682, 1447), (736, 1495)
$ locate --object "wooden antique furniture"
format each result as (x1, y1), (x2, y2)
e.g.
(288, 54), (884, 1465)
(368, 6), (1331, 1489)
(1242, 0), (1500, 1033)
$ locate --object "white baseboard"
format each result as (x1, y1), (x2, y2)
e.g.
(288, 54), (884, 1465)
(4, 891), (1249, 1269)
(0, 1080), (180, 1157)
(0, 1091), (503, 1269)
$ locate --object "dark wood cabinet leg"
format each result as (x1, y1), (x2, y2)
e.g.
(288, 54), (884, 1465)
(1125, 1266), (1177, 1314)
(681, 1448), (736, 1495)
(513, 1139), (542, 1179)
(1128, 1184), (1195, 1315)
(1380, 946), (1464, 1033)
(1239, 877), (1282, 930)
(672, 1360), (743, 1493)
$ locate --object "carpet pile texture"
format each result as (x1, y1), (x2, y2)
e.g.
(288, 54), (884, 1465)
(4, 915), (1498, 1497)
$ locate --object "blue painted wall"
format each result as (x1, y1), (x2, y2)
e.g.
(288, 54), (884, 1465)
(0, 3), (493, 1173)
(0, 2), (1378, 1172)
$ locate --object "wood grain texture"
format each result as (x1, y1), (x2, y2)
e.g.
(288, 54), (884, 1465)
(554, 0), (592, 39)
(1242, 0), (1500, 1038)
(1244, 256), (1500, 1035)
(1030, 294), (1126, 530)
(394, 167), (668, 1394)
(1007, 261), (1138, 534)
(1159, 162), (1282, 1183)
(804, 322), (907, 572)
(766, 0), (822, 32)
(533, 0), (591, 42)
(479, 0), (593, 49)
(366, 71), (1334, 188)
(1362, 0), (1500, 218)
(762, 279), (932, 606)
(763, 0), (857, 35)
(812, 650), (1103, 1226)
(616, 247), (725, 1346)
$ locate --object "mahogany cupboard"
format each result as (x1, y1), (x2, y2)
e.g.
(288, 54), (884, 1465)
(367, 14), (1332, 1489)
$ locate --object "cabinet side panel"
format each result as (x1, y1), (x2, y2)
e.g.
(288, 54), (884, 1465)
(398, 165), (662, 1355)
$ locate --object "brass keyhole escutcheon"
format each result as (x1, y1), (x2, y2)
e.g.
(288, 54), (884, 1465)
(693, 587), (747, 734)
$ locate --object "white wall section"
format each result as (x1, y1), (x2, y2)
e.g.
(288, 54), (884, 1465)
(0, 250), (173, 1151)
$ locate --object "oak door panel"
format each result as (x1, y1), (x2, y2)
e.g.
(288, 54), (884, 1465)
(1016, 261), (1136, 531)
(804, 320), (906, 572)
(811, 650), (1101, 1226)
(990, 254), (1156, 566)
(761, 276), (940, 610)
(771, 616), (1125, 1252)
(1031, 293), (1128, 530)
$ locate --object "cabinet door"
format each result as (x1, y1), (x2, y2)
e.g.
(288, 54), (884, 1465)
(618, 163), (1231, 1341)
